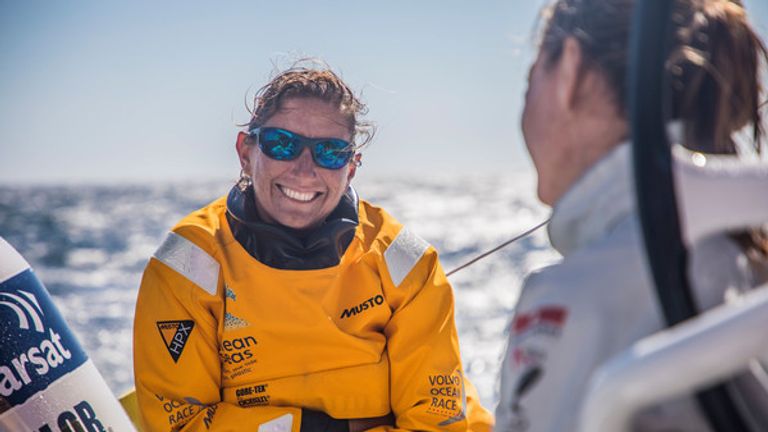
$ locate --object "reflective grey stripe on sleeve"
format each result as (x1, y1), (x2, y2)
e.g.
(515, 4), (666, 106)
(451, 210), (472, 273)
(383, 227), (430, 287)
(153, 232), (220, 295)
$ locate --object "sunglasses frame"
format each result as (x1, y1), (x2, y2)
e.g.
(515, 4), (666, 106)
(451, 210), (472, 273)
(248, 127), (355, 170)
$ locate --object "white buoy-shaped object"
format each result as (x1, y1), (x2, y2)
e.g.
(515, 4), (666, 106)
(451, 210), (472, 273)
(0, 237), (135, 431)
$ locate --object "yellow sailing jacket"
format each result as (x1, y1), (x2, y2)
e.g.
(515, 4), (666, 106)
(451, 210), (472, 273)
(133, 191), (493, 431)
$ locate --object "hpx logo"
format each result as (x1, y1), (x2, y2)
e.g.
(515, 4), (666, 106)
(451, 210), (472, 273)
(0, 269), (87, 409)
(157, 320), (195, 363)
(0, 289), (44, 333)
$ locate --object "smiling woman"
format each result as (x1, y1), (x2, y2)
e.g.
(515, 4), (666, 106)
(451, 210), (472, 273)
(237, 97), (359, 230)
(132, 63), (494, 432)
(235, 66), (372, 231)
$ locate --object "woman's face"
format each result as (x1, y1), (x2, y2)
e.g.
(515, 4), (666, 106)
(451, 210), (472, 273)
(521, 40), (626, 206)
(522, 51), (564, 205)
(236, 97), (358, 230)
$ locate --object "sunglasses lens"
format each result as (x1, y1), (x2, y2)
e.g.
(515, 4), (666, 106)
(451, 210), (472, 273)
(255, 128), (352, 169)
(313, 140), (353, 169)
(260, 129), (299, 160)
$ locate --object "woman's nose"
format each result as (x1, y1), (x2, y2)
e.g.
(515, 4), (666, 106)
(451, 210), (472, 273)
(291, 147), (317, 176)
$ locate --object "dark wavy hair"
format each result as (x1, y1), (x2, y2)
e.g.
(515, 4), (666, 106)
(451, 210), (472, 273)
(539, 0), (767, 154)
(538, 0), (768, 255)
(245, 60), (375, 150)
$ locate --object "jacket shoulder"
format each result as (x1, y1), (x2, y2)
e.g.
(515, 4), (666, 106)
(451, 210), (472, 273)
(525, 217), (647, 304)
(357, 199), (434, 289)
(357, 199), (405, 250)
(148, 195), (227, 297)
(515, 216), (663, 371)
(169, 195), (228, 254)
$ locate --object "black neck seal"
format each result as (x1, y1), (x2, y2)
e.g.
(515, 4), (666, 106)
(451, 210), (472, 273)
(225, 185), (359, 270)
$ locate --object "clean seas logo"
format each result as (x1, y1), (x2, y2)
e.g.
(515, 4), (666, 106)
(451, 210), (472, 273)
(157, 320), (195, 363)
(221, 336), (257, 365)
(223, 285), (249, 330)
(0, 290), (44, 333)
(224, 313), (249, 330)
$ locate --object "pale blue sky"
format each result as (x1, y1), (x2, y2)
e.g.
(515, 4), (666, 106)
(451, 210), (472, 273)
(1, 1), (767, 184)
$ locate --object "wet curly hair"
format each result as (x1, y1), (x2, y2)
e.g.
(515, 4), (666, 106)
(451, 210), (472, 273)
(245, 61), (375, 150)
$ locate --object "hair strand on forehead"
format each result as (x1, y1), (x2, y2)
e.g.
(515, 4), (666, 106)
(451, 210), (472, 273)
(244, 59), (375, 151)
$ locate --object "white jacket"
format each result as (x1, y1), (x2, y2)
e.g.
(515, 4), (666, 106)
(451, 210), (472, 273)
(495, 144), (768, 431)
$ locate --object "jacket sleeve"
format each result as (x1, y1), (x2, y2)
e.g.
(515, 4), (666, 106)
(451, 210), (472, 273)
(133, 228), (302, 432)
(374, 227), (494, 431)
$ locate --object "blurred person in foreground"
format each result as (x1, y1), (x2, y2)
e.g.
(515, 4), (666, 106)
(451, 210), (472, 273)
(496, 0), (768, 430)
(133, 63), (493, 432)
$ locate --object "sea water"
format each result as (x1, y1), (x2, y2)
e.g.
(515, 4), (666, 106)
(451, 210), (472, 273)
(0, 175), (559, 409)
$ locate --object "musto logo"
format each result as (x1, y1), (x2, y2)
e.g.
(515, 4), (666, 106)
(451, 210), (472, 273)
(340, 295), (385, 319)
(0, 270), (87, 409)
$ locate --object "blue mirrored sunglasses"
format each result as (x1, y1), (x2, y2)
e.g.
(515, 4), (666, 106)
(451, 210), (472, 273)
(249, 127), (355, 170)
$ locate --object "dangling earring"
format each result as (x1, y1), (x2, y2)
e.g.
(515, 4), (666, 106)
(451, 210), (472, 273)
(237, 169), (252, 192)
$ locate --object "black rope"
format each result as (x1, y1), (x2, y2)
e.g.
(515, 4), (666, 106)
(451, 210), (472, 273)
(628, 1), (748, 430)
(446, 218), (550, 277)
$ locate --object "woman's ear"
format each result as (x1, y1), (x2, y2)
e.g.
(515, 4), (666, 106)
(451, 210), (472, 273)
(235, 131), (252, 172)
(347, 153), (362, 181)
(556, 37), (584, 112)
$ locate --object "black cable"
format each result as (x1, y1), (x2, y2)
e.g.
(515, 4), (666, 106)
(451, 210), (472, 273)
(628, 1), (748, 430)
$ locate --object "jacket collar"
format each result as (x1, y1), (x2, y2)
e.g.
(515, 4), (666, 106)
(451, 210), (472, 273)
(548, 143), (636, 256)
(226, 185), (359, 270)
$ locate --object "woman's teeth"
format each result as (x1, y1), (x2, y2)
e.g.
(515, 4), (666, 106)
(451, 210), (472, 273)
(279, 185), (317, 202)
